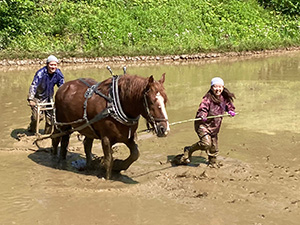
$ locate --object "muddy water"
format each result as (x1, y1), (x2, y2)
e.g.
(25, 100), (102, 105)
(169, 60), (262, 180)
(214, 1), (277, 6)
(1, 51), (300, 225)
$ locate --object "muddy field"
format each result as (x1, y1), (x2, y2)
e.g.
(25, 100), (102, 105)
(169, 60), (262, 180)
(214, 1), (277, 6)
(1, 51), (300, 224)
(2, 126), (300, 225)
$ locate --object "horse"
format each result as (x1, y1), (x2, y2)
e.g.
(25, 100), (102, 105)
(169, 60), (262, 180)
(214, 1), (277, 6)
(51, 73), (169, 179)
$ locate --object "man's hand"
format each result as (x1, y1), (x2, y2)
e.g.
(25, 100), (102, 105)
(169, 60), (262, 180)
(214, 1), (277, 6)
(28, 100), (36, 107)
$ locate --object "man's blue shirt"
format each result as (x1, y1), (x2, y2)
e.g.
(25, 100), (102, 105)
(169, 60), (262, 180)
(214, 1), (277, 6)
(28, 66), (65, 102)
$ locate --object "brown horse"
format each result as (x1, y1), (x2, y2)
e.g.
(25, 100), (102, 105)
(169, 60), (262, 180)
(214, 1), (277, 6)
(52, 73), (169, 179)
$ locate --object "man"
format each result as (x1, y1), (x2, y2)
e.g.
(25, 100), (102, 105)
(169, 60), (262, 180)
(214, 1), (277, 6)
(27, 55), (65, 134)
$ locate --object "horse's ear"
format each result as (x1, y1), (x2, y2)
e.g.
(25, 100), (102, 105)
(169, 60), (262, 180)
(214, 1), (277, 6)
(145, 75), (154, 91)
(148, 75), (154, 84)
(159, 73), (166, 84)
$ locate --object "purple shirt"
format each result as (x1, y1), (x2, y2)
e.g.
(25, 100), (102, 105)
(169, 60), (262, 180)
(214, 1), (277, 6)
(195, 95), (235, 135)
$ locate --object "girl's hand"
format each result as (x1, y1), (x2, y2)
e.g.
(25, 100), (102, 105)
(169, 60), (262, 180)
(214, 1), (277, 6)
(228, 111), (235, 117)
(201, 116), (207, 122)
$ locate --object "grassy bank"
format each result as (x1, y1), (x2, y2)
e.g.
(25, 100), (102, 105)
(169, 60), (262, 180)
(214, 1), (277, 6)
(0, 0), (299, 60)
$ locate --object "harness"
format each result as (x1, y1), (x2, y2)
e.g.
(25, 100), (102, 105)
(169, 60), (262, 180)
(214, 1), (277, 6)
(108, 75), (140, 126)
(54, 75), (140, 137)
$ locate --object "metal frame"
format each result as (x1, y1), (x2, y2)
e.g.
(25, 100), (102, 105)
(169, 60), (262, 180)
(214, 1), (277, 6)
(35, 101), (54, 135)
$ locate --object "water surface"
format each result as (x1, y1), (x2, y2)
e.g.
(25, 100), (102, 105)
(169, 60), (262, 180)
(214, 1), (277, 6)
(0, 51), (300, 225)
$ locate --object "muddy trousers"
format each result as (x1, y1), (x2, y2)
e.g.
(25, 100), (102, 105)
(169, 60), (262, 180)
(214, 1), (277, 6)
(184, 127), (219, 164)
(28, 106), (53, 134)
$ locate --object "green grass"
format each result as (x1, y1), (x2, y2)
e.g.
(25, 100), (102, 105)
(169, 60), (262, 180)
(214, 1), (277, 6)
(0, 0), (299, 59)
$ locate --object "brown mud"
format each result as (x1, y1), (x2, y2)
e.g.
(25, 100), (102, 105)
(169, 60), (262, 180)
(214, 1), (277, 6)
(1, 124), (299, 224)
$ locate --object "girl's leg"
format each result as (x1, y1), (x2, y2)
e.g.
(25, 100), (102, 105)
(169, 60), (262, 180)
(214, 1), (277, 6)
(183, 125), (212, 162)
(207, 135), (219, 166)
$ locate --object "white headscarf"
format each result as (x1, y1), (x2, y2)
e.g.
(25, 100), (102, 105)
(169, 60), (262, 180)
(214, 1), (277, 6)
(211, 77), (224, 86)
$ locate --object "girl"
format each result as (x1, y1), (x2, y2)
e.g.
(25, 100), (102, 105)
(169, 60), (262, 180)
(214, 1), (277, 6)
(182, 77), (236, 167)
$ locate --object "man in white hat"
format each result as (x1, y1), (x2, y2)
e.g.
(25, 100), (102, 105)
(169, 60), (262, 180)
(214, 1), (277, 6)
(27, 55), (65, 134)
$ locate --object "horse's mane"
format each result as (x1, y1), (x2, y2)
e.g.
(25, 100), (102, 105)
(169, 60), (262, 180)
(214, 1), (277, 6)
(118, 75), (167, 102)
(119, 75), (147, 100)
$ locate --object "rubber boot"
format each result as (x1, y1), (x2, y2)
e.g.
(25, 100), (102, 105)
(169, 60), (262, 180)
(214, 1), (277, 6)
(208, 155), (217, 168)
(27, 120), (37, 134)
(182, 142), (201, 163)
(44, 111), (53, 134)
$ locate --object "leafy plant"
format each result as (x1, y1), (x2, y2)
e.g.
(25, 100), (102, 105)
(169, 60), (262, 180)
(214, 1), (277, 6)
(0, 0), (299, 59)
(258, 0), (300, 16)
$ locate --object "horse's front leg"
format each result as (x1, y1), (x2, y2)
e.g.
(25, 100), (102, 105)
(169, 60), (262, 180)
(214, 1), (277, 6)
(83, 136), (94, 168)
(113, 137), (140, 172)
(101, 136), (113, 180)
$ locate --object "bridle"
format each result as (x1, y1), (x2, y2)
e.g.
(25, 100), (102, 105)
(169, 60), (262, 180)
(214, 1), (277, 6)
(143, 89), (168, 133)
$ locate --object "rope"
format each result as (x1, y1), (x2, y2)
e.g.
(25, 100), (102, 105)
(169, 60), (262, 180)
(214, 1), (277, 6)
(137, 112), (238, 133)
(169, 112), (238, 126)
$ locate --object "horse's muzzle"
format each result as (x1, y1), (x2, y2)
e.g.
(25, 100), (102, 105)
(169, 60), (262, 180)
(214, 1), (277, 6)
(156, 122), (170, 137)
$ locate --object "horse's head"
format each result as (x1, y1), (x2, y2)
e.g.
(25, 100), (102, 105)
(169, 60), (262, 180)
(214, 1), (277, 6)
(143, 73), (170, 137)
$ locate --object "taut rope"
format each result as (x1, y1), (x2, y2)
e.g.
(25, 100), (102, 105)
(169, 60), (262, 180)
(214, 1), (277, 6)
(169, 112), (238, 126)
(138, 112), (238, 133)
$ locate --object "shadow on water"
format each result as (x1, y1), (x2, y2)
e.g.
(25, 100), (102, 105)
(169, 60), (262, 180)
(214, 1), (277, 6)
(27, 145), (139, 184)
(12, 129), (174, 184)
(10, 128), (36, 140)
(128, 154), (208, 179)
(10, 128), (138, 183)
(168, 154), (208, 167)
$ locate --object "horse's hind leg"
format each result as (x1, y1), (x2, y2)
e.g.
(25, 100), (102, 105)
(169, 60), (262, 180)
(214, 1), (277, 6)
(83, 137), (94, 168)
(60, 134), (70, 160)
(51, 137), (60, 155)
(101, 136), (113, 179)
(113, 138), (139, 172)
(51, 129), (61, 155)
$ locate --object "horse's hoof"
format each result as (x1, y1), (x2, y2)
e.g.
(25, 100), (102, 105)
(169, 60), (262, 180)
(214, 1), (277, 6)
(50, 149), (57, 155)
(184, 158), (190, 164)
(112, 159), (126, 171)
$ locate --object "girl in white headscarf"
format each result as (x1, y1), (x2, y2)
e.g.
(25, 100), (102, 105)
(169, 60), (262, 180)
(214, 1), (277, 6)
(182, 77), (236, 167)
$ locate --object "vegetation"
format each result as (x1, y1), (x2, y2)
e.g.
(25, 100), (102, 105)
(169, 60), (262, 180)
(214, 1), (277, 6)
(0, 0), (299, 59)
(258, 0), (299, 16)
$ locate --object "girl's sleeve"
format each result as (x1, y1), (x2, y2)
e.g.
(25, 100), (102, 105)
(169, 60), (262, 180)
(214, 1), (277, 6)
(226, 101), (235, 112)
(196, 97), (210, 118)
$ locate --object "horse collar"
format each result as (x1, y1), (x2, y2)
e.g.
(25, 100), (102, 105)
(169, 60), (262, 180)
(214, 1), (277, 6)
(108, 75), (140, 126)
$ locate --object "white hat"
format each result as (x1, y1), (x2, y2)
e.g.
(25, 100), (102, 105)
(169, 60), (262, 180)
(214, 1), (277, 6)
(47, 55), (58, 63)
(211, 77), (224, 86)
